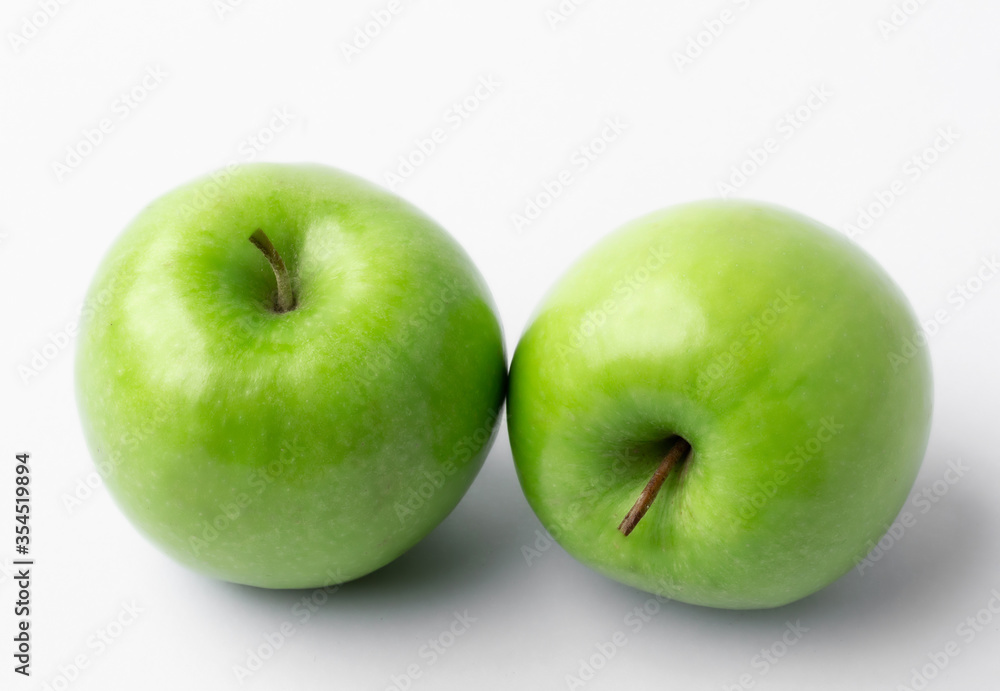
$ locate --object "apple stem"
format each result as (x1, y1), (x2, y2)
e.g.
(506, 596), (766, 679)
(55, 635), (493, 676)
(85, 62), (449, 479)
(618, 436), (691, 537)
(249, 229), (295, 313)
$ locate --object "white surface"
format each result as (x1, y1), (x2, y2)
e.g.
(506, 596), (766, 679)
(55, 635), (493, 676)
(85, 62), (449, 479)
(2, 1), (999, 689)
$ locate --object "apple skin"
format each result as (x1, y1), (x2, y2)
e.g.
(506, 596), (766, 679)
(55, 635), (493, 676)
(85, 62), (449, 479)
(508, 200), (932, 609)
(76, 163), (506, 588)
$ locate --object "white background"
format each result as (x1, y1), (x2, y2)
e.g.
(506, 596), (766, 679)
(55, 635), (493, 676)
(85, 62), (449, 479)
(2, 0), (999, 689)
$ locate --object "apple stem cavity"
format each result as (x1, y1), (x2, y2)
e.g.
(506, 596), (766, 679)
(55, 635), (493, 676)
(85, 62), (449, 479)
(249, 229), (296, 313)
(618, 436), (691, 537)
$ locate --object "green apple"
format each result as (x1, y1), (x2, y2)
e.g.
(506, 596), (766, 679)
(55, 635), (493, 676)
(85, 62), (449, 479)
(508, 200), (932, 609)
(76, 163), (506, 588)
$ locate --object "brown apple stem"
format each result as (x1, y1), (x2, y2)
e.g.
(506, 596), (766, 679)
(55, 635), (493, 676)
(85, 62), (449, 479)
(618, 436), (691, 537)
(249, 229), (295, 313)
